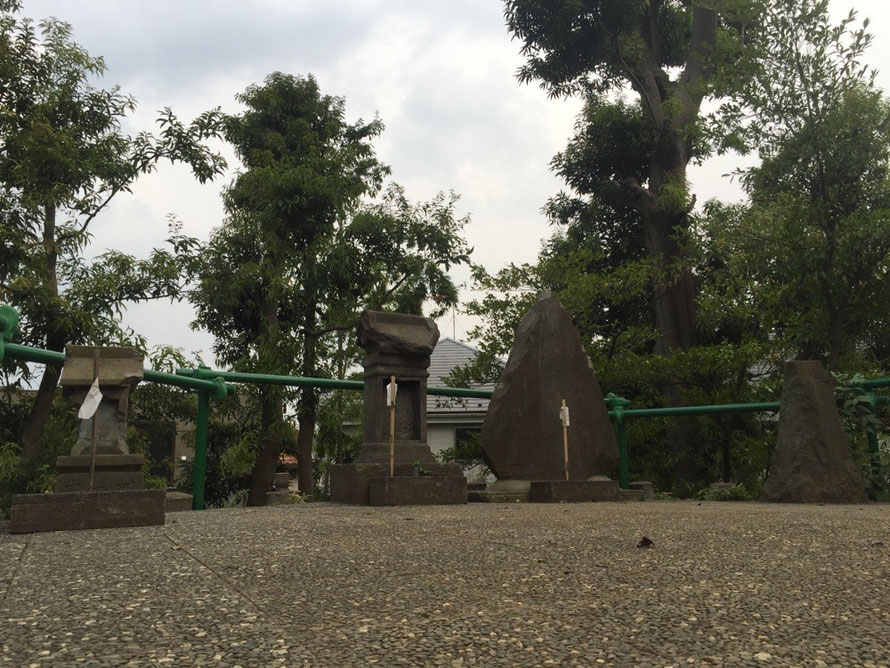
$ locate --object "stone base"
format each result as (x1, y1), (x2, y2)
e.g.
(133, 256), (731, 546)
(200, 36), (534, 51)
(367, 476), (467, 506)
(630, 480), (655, 501)
(619, 489), (645, 502)
(165, 491), (193, 512)
(9, 489), (166, 533)
(266, 490), (291, 506)
(481, 479), (531, 503)
(330, 461), (463, 505)
(529, 479), (620, 503)
(55, 454), (145, 493)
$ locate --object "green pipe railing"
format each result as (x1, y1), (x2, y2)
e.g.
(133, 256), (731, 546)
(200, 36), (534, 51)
(175, 366), (494, 398)
(1, 304), (887, 506)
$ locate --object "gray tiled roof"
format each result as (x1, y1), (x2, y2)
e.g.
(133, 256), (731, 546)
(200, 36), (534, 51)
(427, 338), (496, 416)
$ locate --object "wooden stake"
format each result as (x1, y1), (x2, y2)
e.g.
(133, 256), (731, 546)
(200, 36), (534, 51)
(561, 399), (569, 481)
(389, 375), (396, 477)
(89, 348), (100, 491)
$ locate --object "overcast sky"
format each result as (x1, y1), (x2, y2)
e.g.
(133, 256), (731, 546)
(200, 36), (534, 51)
(20, 0), (890, 364)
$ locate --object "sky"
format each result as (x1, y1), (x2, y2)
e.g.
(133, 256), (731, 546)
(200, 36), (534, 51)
(19, 0), (890, 364)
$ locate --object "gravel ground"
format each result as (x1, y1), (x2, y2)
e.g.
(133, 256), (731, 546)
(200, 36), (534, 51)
(1, 501), (888, 667)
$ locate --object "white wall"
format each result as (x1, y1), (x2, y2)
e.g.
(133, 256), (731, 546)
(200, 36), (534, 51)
(428, 424), (455, 456)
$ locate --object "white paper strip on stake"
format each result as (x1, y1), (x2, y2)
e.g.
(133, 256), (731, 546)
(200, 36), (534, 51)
(386, 380), (398, 406)
(78, 377), (103, 419)
(560, 405), (570, 427)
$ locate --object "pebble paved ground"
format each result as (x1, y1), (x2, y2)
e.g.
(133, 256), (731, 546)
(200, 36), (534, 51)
(1, 501), (889, 666)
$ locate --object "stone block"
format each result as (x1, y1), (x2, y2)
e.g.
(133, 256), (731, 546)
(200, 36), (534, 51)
(629, 480), (655, 501)
(9, 489), (165, 533)
(165, 491), (193, 512)
(528, 479), (620, 503)
(367, 476), (467, 506)
(619, 489), (645, 502)
(481, 295), (618, 481)
(266, 490), (291, 506)
(55, 453), (145, 493)
(762, 361), (868, 503)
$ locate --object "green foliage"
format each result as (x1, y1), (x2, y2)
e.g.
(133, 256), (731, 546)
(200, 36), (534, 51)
(695, 483), (754, 501)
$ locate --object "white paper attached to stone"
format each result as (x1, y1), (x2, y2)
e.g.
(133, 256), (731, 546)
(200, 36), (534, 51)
(78, 377), (103, 420)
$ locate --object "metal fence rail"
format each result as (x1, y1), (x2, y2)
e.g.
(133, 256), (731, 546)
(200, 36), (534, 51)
(1, 304), (887, 508)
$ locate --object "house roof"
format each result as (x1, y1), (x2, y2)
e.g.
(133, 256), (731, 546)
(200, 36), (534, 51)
(426, 337), (496, 417)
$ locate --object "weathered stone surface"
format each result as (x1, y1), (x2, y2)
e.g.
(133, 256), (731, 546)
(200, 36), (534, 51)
(330, 462), (463, 505)
(61, 345), (143, 456)
(9, 490), (165, 533)
(54, 454), (145, 493)
(761, 361), (868, 504)
(529, 479), (620, 503)
(619, 488), (645, 502)
(630, 480), (655, 501)
(481, 294), (618, 481)
(331, 310), (466, 505)
(367, 476), (467, 506)
(165, 491), (193, 512)
(356, 310), (439, 359)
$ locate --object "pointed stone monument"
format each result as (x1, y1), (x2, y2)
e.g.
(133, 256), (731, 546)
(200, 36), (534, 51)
(329, 310), (466, 505)
(482, 294), (620, 502)
(761, 360), (868, 504)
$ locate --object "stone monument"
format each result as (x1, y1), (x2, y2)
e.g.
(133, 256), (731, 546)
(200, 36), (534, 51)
(761, 360), (868, 504)
(482, 294), (620, 502)
(10, 345), (166, 532)
(329, 310), (466, 505)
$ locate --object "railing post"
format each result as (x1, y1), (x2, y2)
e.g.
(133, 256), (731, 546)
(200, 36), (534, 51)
(192, 389), (210, 510)
(865, 390), (882, 487)
(605, 393), (632, 490)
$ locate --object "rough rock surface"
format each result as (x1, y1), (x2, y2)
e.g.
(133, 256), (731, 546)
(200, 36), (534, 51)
(481, 294), (618, 480)
(761, 360), (868, 503)
(356, 310), (439, 358)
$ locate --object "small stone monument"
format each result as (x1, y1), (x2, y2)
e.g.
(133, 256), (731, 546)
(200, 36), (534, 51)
(10, 345), (166, 533)
(482, 294), (620, 502)
(761, 360), (868, 504)
(329, 310), (466, 505)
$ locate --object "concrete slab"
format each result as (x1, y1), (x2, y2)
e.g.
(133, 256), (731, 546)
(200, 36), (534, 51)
(1, 502), (888, 665)
(529, 479), (620, 502)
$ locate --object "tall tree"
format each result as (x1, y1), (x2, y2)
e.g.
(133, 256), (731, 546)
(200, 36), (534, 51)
(193, 72), (388, 504)
(708, 0), (890, 370)
(0, 3), (225, 460)
(504, 0), (759, 353)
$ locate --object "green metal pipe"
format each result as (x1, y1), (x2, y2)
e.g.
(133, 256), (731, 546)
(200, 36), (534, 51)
(861, 377), (890, 389)
(615, 411), (630, 490)
(192, 391), (210, 510)
(4, 342), (227, 395)
(4, 342), (65, 364)
(621, 401), (781, 419)
(175, 366), (494, 399)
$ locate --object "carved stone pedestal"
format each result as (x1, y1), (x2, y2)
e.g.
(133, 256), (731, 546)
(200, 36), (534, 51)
(330, 310), (466, 506)
(10, 346), (166, 533)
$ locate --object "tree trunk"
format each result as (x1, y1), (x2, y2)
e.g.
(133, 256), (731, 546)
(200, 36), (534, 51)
(827, 306), (848, 371)
(246, 288), (284, 506)
(296, 299), (318, 496)
(643, 212), (698, 354)
(20, 203), (63, 461)
(246, 385), (283, 506)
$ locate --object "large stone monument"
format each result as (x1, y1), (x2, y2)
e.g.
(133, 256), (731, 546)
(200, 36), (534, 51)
(761, 360), (868, 504)
(10, 345), (166, 533)
(482, 294), (620, 502)
(329, 310), (466, 505)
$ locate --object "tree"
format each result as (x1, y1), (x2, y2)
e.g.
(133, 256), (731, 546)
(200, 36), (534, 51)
(0, 4), (225, 460)
(504, 0), (759, 353)
(192, 77), (471, 502)
(709, 0), (890, 369)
